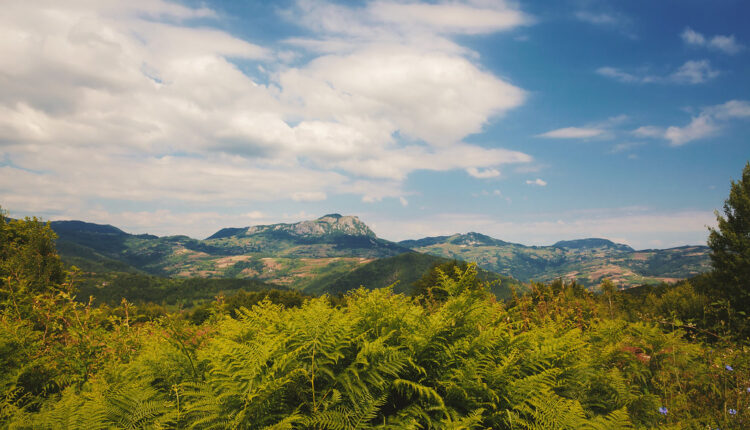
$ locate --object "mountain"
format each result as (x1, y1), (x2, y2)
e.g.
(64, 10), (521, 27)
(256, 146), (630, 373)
(399, 232), (511, 248)
(399, 233), (710, 287)
(51, 216), (711, 292)
(553, 238), (634, 252)
(51, 215), (413, 292)
(202, 214), (407, 258)
(208, 214), (375, 240)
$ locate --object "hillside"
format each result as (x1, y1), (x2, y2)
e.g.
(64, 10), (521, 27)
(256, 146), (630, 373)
(400, 233), (710, 287)
(303, 252), (522, 297)
(51, 216), (711, 292)
(51, 215), (412, 292)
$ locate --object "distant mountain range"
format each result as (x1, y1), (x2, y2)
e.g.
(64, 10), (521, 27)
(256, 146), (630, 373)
(50, 214), (711, 294)
(399, 232), (709, 286)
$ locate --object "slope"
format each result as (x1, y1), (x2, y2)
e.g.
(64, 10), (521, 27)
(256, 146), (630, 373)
(401, 233), (710, 287)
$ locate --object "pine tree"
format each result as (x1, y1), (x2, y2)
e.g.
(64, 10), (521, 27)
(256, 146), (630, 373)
(707, 162), (750, 323)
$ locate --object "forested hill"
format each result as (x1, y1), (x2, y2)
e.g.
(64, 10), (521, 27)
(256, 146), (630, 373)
(50, 215), (414, 292)
(399, 233), (710, 287)
(50, 215), (710, 290)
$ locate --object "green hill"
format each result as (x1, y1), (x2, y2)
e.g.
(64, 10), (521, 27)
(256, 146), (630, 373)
(307, 252), (522, 298)
(51, 215), (413, 292)
(50, 217), (711, 292)
(400, 233), (710, 287)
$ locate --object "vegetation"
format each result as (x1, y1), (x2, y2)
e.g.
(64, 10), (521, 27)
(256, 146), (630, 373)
(75, 272), (283, 307)
(708, 161), (750, 337)
(49, 214), (711, 293)
(308, 253), (521, 298)
(49, 215), (410, 290)
(1, 206), (749, 429)
(401, 233), (710, 287)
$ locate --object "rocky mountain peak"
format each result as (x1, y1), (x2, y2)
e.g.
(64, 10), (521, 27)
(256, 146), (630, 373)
(288, 214), (375, 237)
(232, 214), (376, 238)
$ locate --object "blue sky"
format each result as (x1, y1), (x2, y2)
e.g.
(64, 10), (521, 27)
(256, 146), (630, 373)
(1, 0), (748, 249)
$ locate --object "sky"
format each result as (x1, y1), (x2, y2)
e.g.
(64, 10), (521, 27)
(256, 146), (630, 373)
(1, 0), (749, 250)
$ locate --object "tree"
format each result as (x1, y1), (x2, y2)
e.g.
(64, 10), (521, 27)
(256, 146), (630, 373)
(1, 207), (66, 317)
(412, 260), (487, 304)
(707, 162), (750, 320)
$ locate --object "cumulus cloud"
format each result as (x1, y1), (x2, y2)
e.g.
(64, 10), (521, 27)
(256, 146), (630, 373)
(632, 100), (750, 146)
(278, 45), (526, 147)
(285, 0), (531, 40)
(370, 1), (531, 35)
(596, 60), (719, 84)
(681, 27), (744, 54)
(0, 0), (533, 223)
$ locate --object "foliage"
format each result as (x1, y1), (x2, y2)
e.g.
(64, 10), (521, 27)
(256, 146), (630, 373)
(402, 233), (710, 288)
(75, 272), (282, 307)
(2, 210), (750, 429)
(1, 210), (65, 315)
(708, 161), (750, 336)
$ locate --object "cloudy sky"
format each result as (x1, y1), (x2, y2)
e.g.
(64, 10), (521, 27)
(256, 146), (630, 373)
(1, 0), (748, 249)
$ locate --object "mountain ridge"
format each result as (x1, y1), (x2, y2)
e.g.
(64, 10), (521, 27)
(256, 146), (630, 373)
(399, 232), (709, 286)
(49, 215), (711, 290)
(206, 214), (376, 241)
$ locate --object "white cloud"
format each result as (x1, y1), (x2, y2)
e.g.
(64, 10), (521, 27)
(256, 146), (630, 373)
(536, 116), (627, 140)
(526, 178), (547, 186)
(291, 191), (328, 202)
(680, 27), (706, 45)
(709, 35), (744, 54)
(597, 60), (719, 84)
(286, 0), (530, 38)
(596, 67), (640, 83)
(706, 99), (750, 119)
(0, 0), (533, 223)
(633, 100), (750, 146)
(312, 144), (529, 182)
(278, 45), (526, 147)
(399, 196), (409, 207)
(632, 126), (666, 139)
(370, 1), (531, 35)
(681, 27), (744, 54)
(669, 60), (720, 84)
(536, 127), (605, 139)
(467, 167), (501, 178)
(664, 116), (718, 146)
(342, 180), (407, 203)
